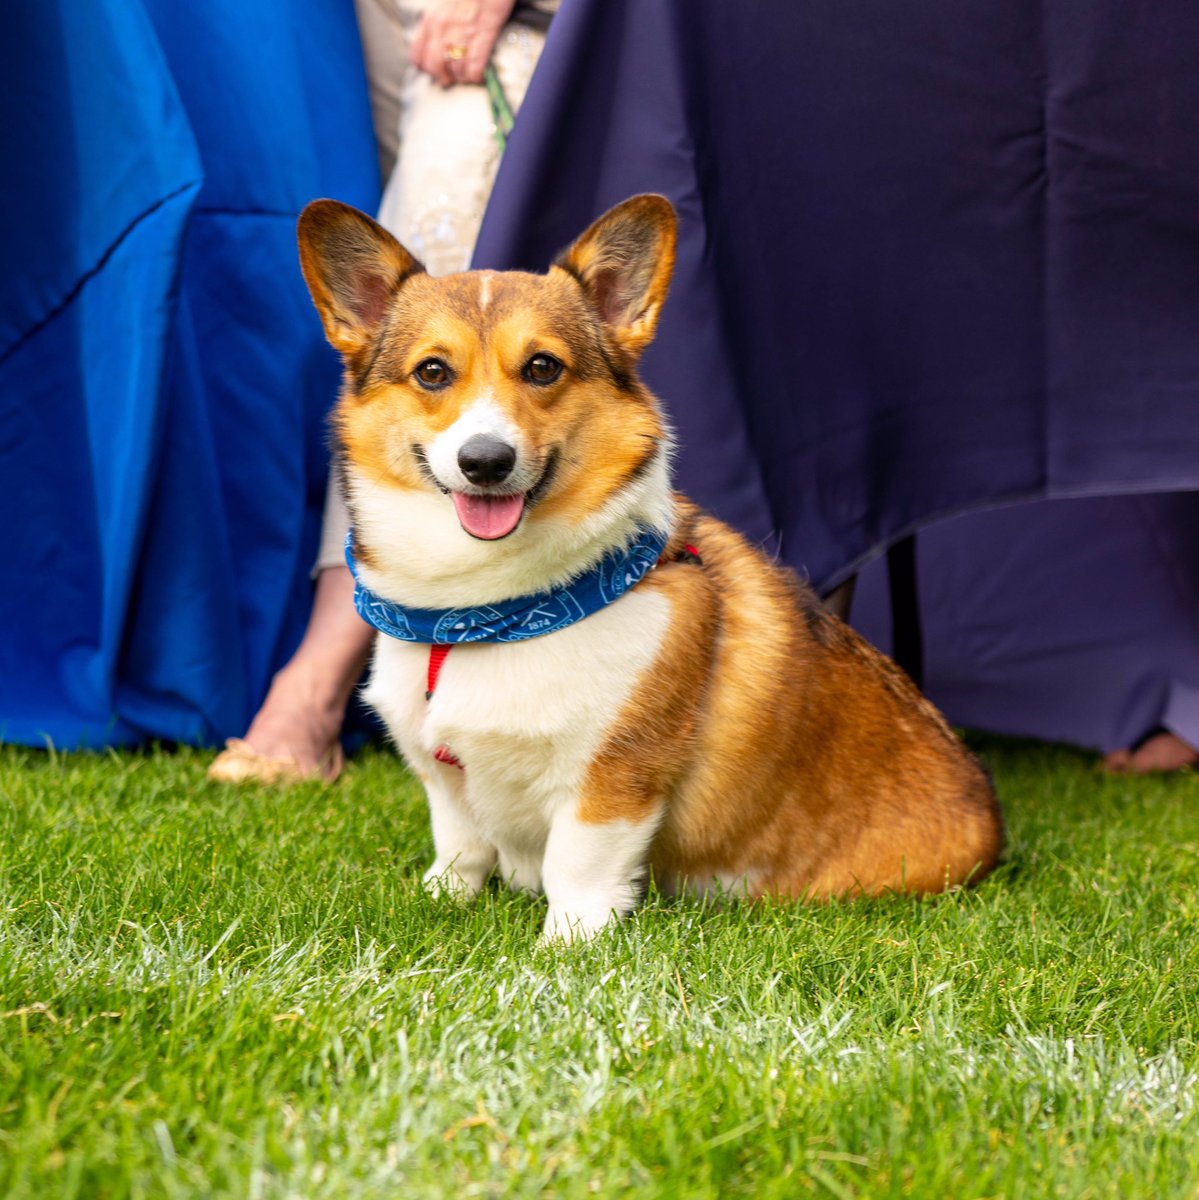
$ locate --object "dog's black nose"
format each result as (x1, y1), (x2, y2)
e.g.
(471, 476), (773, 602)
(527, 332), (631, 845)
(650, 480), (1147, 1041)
(458, 435), (516, 485)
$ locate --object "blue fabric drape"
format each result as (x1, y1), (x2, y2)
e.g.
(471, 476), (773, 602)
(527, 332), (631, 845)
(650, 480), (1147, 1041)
(0, 0), (379, 748)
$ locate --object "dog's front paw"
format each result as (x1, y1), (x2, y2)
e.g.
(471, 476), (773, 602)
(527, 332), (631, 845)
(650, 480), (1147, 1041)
(422, 861), (487, 900)
(540, 902), (617, 946)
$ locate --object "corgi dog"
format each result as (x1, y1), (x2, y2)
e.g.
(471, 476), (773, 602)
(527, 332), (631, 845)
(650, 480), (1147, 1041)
(298, 194), (1004, 944)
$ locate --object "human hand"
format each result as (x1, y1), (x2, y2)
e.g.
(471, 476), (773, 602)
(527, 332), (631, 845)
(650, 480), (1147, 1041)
(410, 0), (516, 87)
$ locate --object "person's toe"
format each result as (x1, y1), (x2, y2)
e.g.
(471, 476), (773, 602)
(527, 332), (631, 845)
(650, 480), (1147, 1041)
(1102, 748), (1133, 774)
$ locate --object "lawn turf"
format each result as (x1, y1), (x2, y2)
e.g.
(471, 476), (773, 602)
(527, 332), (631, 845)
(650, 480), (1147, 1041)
(1, 738), (1197, 1198)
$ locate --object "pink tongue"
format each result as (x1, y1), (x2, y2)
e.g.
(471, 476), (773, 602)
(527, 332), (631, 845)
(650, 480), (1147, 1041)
(451, 492), (526, 540)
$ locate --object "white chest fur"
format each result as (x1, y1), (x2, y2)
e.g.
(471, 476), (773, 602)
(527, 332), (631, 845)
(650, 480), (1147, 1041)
(363, 588), (672, 913)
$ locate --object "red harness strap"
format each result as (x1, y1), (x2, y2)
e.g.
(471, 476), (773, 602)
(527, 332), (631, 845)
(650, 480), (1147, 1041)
(426, 644), (463, 769)
(426, 643), (453, 700)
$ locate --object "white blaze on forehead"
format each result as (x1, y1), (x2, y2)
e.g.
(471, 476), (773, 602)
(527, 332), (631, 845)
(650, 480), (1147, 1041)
(426, 396), (525, 489)
(478, 271), (494, 312)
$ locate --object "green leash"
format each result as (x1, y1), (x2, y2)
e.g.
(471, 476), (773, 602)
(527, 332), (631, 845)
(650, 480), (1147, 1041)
(485, 63), (516, 151)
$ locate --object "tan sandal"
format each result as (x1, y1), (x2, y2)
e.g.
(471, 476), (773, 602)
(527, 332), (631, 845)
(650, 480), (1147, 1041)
(206, 737), (345, 786)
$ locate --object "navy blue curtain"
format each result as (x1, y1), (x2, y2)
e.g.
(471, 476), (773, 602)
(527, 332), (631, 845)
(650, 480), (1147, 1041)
(0, 0), (379, 748)
(475, 0), (1199, 590)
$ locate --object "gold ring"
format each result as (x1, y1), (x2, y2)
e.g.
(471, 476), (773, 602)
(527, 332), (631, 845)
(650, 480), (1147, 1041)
(445, 44), (467, 60)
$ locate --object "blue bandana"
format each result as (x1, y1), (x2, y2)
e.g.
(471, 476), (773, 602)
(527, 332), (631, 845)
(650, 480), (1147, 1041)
(345, 526), (669, 645)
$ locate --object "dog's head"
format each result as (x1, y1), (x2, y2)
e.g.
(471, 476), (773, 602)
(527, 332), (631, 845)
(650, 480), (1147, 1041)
(298, 196), (677, 601)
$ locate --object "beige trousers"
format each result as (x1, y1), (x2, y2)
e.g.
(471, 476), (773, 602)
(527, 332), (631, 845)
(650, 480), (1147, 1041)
(317, 0), (549, 570)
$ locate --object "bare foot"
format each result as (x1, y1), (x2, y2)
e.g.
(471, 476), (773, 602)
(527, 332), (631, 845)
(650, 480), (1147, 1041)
(1103, 731), (1199, 775)
(209, 566), (374, 784)
(232, 659), (350, 775)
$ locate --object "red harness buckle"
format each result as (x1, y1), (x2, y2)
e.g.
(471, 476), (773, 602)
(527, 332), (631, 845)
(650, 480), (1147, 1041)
(433, 743), (463, 769)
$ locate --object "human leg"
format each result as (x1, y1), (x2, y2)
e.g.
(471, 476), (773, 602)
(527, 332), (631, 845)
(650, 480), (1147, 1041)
(208, 561), (373, 782)
(209, 7), (405, 784)
(213, 4), (550, 783)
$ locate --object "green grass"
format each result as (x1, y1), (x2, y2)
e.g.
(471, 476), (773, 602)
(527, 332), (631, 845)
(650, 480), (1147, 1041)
(1, 738), (1197, 1198)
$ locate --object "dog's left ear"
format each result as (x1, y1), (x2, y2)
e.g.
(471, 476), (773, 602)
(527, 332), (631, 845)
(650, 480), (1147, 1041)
(555, 194), (677, 358)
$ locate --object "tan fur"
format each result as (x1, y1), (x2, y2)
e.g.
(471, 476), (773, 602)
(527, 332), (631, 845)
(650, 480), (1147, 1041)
(298, 194), (1003, 914)
(586, 502), (1002, 898)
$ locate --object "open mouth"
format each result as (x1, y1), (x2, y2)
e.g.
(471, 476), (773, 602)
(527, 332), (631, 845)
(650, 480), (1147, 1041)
(450, 492), (526, 540)
(412, 446), (559, 542)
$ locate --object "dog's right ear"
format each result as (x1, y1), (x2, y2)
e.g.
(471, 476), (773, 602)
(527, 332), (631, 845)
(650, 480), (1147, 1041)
(554, 194), (677, 358)
(298, 200), (424, 357)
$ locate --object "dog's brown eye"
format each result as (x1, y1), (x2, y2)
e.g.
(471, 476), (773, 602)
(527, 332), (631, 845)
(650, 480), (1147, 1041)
(414, 358), (451, 389)
(524, 354), (563, 386)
